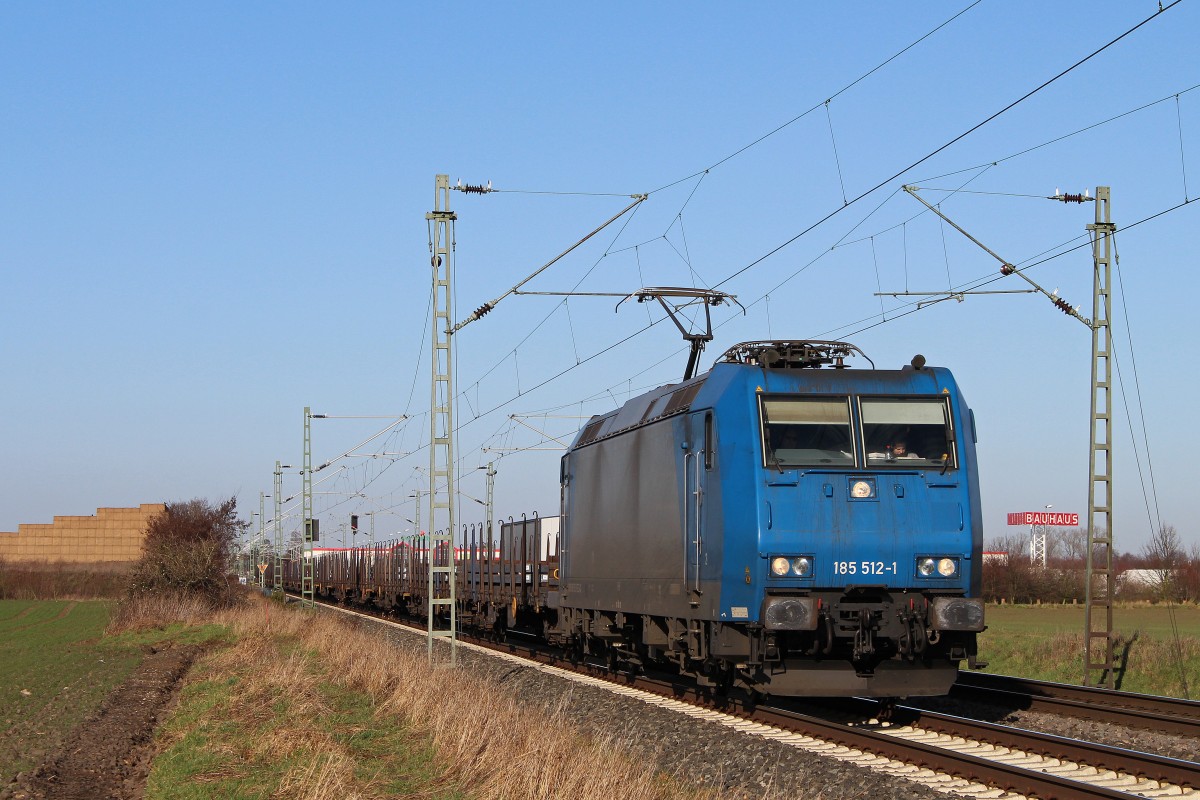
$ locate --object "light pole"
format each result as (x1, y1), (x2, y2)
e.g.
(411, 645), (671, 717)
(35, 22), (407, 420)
(273, 462), (292, 594)
(248, 511), (259, 585)
(258, 492), (269, 587)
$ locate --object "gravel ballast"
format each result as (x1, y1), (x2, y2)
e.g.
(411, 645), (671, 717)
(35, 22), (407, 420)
(360, 613), (975, 800)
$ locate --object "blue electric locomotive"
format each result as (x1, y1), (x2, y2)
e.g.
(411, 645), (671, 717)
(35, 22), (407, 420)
(553, 340), (985, 697)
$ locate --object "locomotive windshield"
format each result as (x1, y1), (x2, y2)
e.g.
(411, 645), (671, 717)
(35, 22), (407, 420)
(861, 396), (955, 468)
(760, 397), (854, 467)
(759, 394), (956, 469)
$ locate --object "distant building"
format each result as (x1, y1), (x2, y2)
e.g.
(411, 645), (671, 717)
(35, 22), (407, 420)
(1119, 568), (1173, 592)
(982, 551), (1008, 565)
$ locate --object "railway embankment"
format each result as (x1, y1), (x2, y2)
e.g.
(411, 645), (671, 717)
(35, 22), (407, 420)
(6, 594), (1200, 799)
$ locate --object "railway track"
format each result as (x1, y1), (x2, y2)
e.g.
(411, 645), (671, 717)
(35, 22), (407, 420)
(298, 594), (1200, 799)
(952, 671), (1200, 736)
(836, 696), (1200, 797)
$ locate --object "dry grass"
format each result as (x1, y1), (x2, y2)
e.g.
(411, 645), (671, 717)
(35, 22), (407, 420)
(148, 604), (382, 798)
(157, 596), (733, 800)
(277, 750), (360, 799)
(106, 590), (222, 634)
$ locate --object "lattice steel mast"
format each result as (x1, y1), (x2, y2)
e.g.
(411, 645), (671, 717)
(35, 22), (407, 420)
(273, 460), (283, 593)
(258, 492), (267, 587)
(901, 185), (1117, 687)
(302, 406), (314, 608)
(418, 175), (642, 661)
(426, 175), (457, 664)
(1083, 187), (1115, 688)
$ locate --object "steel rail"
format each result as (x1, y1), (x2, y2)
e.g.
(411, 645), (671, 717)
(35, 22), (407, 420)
(515, 654), (1155, 800)
(745, 704), (1148, 800)
(864, 699), (1200, 790)
(954, 671), (1200, 735)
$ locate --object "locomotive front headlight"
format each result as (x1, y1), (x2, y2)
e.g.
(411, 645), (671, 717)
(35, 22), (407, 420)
(791, 557), (812, 577)
(937, 557), (957, 577)
(917, 557), (936, 577)
(850, 479), (874, 499)
(770, 556), (791, 576)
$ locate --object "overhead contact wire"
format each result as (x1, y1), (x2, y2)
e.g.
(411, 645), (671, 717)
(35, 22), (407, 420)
(1177, 93), (1191, 201)
(825, 101), (849, 206)
(714, 1), (1183, 290)
(913, 83), (1200, 185)
(647, 1), (983, 196)
(1113, 244), (1162, 532)
(408, 4), (1185, 477)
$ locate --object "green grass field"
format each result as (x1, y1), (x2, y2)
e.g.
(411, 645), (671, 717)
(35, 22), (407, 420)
(0, 599), (227, 783)
(0, 600), (142, 781)
(979, 603), (1200, 697)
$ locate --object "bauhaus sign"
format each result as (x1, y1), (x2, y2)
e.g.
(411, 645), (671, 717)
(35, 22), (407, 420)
(1007, 511), (1080, 526)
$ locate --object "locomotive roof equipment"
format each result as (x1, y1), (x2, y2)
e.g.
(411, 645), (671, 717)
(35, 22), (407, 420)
(616, 287), (745, 381)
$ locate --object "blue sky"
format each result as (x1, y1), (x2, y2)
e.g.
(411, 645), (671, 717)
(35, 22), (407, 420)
(2, 1), (1196, 556)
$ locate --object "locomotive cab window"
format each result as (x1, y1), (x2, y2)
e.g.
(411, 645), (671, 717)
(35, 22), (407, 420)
(760, 397), (854, 468)
(860, 397), (955, 468)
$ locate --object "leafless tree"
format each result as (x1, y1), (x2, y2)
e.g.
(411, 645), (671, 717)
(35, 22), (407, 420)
(1143, 523), (1185, 600)
(1052, 527), (1089, 565)
(127, 497), (247, 607)
(1145, 523), (1184, 568)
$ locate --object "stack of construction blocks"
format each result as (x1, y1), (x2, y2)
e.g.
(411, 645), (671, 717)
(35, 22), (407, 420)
(0, 504), (165, 564)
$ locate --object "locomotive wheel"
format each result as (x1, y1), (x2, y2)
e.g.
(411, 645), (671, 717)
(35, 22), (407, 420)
(876, 698), (897, 722)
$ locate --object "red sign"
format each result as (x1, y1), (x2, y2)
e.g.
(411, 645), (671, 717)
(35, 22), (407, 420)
(1007, 511), (1080, 526)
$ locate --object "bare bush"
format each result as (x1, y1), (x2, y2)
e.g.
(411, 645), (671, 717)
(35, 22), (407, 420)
(126, 497), (246, 608)
(0, 560), (130, 600)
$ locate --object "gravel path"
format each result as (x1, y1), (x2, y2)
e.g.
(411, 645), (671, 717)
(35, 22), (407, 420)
(2, 645), (200, 800)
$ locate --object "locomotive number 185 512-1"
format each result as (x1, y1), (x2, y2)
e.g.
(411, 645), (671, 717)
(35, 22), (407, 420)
(833, 560), (897, 576)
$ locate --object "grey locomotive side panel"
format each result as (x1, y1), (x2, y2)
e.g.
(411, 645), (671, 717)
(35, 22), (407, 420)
(564, 419), (687, 614)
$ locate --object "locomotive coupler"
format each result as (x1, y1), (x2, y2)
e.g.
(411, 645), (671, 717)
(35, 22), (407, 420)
(851, 608), (876, 661)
